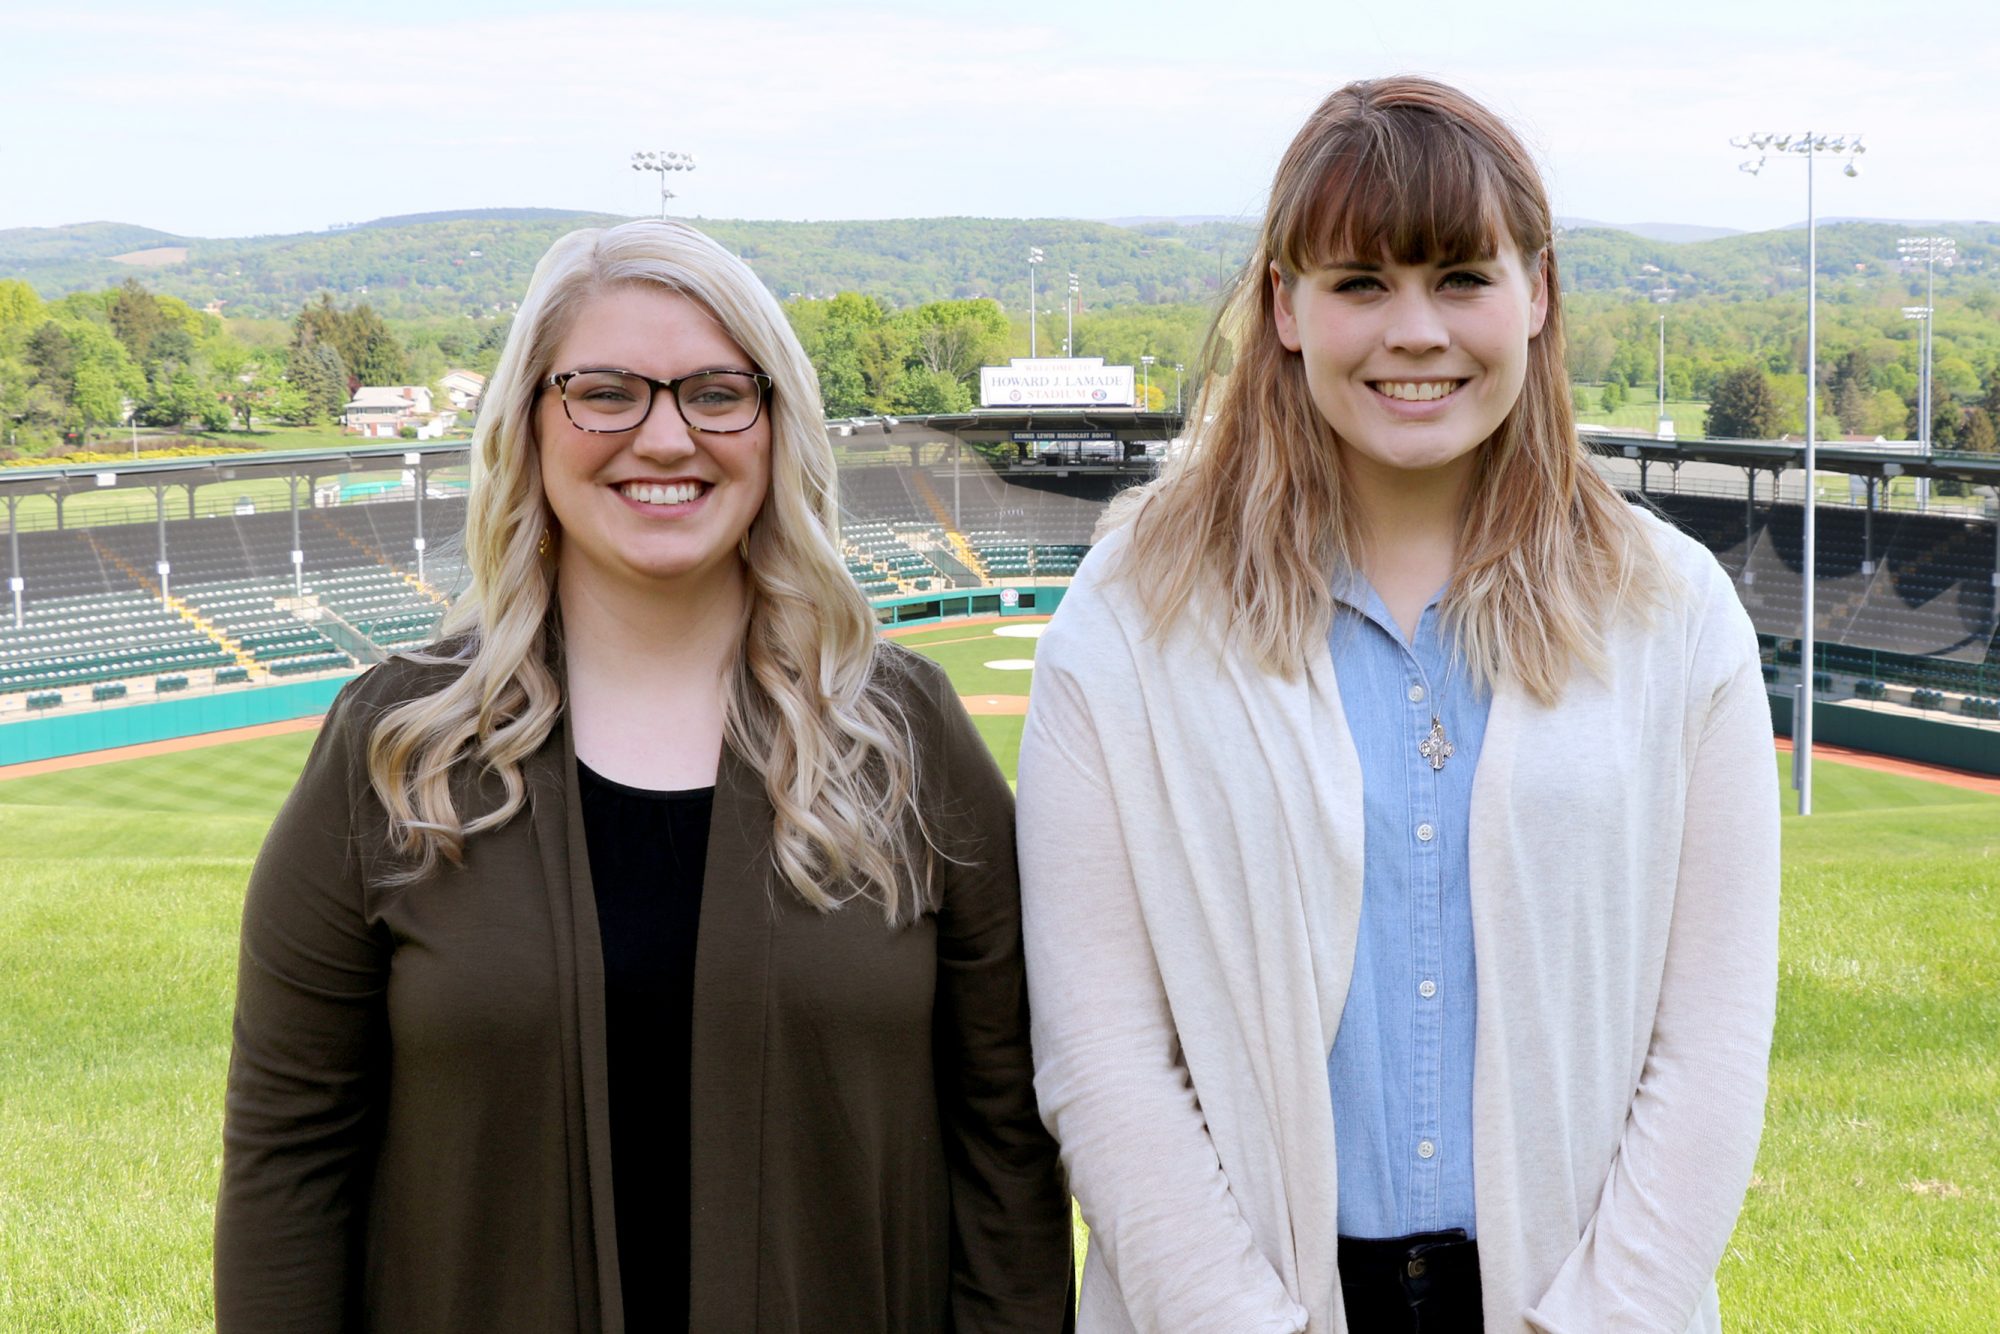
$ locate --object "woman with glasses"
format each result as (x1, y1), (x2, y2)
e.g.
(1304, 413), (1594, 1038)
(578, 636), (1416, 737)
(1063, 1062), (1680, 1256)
(1018, 79), (1778, 1332)
(216, 220), (1073, 1331)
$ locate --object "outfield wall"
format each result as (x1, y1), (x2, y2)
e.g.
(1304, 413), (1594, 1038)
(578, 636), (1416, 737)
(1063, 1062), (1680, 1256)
(0, 677), (356, 767)
(1768, 692), (2000, 778)
(871, 584), (1068, 627)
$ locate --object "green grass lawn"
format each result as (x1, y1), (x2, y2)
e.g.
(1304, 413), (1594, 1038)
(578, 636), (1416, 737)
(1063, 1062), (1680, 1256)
(899, 621), (1036, 780)
(1, 649), (1995, 1328)
(1723, 762), (2000, 1329)
(0, 733), (315, 1331)
(5, 465), (475, 534)
(1575, 395), (1708, 435)
(902, 631), (1039, 700)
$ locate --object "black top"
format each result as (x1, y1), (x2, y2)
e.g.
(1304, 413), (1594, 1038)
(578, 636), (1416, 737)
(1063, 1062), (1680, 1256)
(577, 759), (712, 1333)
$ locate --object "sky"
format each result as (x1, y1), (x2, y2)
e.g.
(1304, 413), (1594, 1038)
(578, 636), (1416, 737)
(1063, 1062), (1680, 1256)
(3, 0), (1996, 240)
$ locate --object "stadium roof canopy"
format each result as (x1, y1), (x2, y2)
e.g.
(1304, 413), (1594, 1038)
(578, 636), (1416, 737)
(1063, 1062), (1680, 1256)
(837, 408), (1187, 442)
(0, 443), (470, 507)
(1577, 431), (2000, 488)
(1, 422), (1996, 504)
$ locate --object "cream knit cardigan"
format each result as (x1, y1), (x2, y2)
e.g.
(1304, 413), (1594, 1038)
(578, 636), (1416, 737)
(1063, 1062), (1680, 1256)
(1018, 511), (1780, 1334)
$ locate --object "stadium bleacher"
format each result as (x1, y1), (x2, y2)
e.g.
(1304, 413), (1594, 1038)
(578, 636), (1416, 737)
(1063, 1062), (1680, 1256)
(4, 453), (1994, 730)
(1648, 491), (2000, 710)
(0, 589), (238, 697)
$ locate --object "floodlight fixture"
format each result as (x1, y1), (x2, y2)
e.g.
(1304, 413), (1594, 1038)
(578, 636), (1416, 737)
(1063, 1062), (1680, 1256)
(631, 149), (697, 220)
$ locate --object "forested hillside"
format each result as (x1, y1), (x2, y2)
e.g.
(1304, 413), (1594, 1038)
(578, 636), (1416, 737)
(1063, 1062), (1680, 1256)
(8, 209), (1993, 318)
(3, 210), (1998, 462)
(0, 211), (1244, 319)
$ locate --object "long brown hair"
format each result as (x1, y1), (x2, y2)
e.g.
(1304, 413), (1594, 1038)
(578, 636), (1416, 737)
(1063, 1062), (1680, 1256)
(1110, 76), (1659, 702)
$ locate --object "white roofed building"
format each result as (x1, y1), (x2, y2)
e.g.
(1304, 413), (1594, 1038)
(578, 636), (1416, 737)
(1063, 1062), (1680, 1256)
(345, 386), (437, 439)
(439, 369), (486, 412)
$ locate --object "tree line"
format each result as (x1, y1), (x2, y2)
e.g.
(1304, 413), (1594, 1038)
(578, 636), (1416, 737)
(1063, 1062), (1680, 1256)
(0, 279), (509, 456)
(0, 276), (1212, 457)
(1562, 284), (2000, 450)
(8, 210), (1993, 321)
(4, 257), (1996, 461)
(1, 211), (1243, 322)
(785, 292), (1210, 417)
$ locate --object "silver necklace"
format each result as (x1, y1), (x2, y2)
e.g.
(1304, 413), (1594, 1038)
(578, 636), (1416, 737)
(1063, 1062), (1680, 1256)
(1407, 651), (1454, 772)
(1419, 715), (1454, 772)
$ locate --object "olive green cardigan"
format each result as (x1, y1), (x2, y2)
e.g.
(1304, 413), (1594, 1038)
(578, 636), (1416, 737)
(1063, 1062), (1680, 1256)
(216, 643), (1073, 1332)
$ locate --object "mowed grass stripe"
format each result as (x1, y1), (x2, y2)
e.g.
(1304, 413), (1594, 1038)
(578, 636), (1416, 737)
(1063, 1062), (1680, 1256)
(1, 664), (1995, 1328)
(1733, 778), (2000, 1328)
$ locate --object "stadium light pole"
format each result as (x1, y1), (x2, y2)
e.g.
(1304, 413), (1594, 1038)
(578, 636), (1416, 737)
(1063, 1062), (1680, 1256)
(1140, 355), (1154, 411)
(6, 495), (21, 630)
(1656, 314), (1668, 436)
(1900, 305), (1930, 463)
(630, 150), (695, 220)
(1175, 362), (1185, 416)
(1067, 272), (1079, 360)
(1732, 130), (1866, 816)
(1898, 236), (1955, 458)
(1028, 248), (1044, 358)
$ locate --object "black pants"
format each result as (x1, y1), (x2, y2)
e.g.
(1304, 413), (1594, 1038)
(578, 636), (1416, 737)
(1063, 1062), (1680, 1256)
(1337, 1230), (1483, 1332)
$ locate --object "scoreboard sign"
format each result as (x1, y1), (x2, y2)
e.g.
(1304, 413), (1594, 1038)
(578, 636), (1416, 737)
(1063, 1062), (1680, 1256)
(980, 357), (1135, 407)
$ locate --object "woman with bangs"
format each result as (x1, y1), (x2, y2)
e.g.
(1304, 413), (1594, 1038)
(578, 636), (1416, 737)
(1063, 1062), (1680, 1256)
(216, 220), (1073, 1331)
(1019, 78), (1778, 1332)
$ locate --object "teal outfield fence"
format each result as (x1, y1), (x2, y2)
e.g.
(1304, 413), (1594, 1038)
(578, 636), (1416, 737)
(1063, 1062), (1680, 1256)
(0, 586), (1068, 769)
(871, 584), (1068, 627)
(1768, 692), (2000, 778)
(0, 677), (355, 768)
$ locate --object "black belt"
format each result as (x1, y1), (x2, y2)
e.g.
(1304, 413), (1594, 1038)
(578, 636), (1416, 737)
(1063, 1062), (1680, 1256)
(1337, 1229), (1482, 1332)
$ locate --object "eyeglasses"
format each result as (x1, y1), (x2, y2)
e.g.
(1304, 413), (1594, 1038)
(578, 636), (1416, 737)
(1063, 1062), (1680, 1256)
(546, 367), (773, 434)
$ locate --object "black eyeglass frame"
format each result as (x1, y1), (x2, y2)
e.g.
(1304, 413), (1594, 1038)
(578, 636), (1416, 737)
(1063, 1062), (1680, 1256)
(545, 367), (775, 435)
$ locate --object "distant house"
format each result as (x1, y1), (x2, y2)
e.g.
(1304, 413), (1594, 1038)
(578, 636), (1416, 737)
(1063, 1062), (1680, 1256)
(439, 369), (486, 412)
(344, 385), (436, 439)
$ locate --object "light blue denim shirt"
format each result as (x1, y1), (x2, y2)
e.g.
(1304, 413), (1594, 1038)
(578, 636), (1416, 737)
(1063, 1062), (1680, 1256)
(1326, 579), (1489, 1239)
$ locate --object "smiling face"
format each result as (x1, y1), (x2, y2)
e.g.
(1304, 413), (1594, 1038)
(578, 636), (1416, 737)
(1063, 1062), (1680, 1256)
(536, 283), (771, 601)
(1271, 239), (1547, 498)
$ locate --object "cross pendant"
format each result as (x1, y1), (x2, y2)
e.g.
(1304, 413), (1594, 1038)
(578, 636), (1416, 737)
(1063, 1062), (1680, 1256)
(1419, 716), (1454, 772)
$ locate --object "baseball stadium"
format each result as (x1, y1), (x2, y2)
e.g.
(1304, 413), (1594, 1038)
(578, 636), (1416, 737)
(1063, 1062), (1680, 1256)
(2, 420), (1996, 1328)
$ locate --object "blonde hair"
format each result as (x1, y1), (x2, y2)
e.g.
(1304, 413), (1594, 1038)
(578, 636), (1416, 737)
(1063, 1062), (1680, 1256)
(366, 220), (934, 922)
(1111, 76), (1660, 703)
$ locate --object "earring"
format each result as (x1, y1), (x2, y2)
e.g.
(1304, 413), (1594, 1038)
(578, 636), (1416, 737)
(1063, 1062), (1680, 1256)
(737, 533), (752, 564)
(538, 526), (554, 558)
